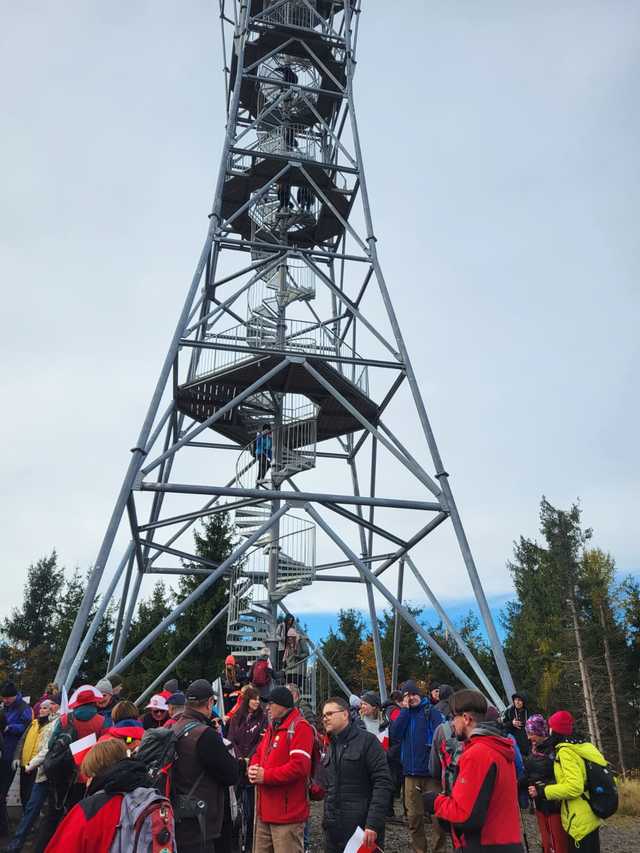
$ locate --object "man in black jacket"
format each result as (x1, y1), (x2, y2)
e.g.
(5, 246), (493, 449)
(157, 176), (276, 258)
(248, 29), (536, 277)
(173, 679), (241, 853)
(321, 696), (392, 853)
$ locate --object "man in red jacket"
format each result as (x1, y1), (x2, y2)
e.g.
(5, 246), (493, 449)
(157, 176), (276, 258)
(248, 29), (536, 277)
(248, 686), (314, 853)
(423, 689), (524, 852)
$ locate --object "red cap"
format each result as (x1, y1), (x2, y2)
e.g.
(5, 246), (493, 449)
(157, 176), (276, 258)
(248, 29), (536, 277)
(225, 655), (236, 665)
(548, 710), (574, 736)
(68, 684), (103, 709)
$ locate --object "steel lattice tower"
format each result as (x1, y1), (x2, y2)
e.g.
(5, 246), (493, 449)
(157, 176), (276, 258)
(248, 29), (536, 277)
(56, 0), (515, 708)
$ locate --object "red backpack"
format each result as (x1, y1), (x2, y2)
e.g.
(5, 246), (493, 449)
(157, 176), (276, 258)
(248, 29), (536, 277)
(251, 660), (271, 688)
(285, 717), (328, 801)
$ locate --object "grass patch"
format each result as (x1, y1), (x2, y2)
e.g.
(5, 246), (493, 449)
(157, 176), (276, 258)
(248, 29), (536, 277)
(616, 778), (640, 817)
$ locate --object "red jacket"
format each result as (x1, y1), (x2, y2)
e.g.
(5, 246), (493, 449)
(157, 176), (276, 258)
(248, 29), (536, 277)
(249, 708), (313, 824)
(45, 793), (122, 853)
(434, 727), (523, 851)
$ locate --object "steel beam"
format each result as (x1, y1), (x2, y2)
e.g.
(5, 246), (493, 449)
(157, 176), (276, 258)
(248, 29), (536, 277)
(304, 503), (479, 691)
(53, 0), (254, 686)
(107, 503), (290, 677)
(138, 481), (442, 512)
(390, 558), (404, 692)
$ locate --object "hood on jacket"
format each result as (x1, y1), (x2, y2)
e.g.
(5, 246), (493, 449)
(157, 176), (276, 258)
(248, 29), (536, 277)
(469, 723), (517, 762)
(435, 684), (454, 716)
(555, 739), (607, 766)
(112, 718), (144, 731)
(511, 690), (528, 704)
(87, 758), (149, 796)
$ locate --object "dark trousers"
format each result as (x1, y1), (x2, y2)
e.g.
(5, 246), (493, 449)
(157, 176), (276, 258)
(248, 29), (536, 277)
(0, 759), (17, 835)
(241, 784), (255, 851)
(19, 770), (35, 814)
(569, 829), (600, 852)
(5, 780), (48, 852)
(32, 781), (84, 853)
(257, 455), (271, 480)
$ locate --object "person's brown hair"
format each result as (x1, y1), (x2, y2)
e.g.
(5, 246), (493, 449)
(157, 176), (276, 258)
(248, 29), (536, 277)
(80, 739), (128, 779)
(450, 689), (488, 718)
(241, 686), (260, 711)
(111, 700), (139, 724)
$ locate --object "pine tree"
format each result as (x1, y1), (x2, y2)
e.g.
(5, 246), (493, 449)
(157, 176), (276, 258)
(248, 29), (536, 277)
(125, 581), (174, 691)
(2, 551), (64, 695)
(170, 513), (235, 686)
(321, 609), (366, 693)
(378, 606), (428, 688)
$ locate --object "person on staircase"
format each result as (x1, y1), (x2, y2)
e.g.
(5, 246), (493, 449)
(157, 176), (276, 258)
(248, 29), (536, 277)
(249, 649), (274, 702)
(255, 423), (273, 484)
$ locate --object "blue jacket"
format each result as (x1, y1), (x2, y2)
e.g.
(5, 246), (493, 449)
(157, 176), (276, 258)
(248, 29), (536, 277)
(390, 698), (444, 777)
(2, 694), (32, 761)
(255, 432), (272, 459)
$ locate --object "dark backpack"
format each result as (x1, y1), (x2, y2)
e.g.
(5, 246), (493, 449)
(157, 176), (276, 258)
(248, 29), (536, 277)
(135, 722), (201, 796)
(438, 721), (463, 795)
(285, 717), (328, 801)
(583, 759), (618, 819)
(108, 787), (176, 853)
(42, 714), (81, 790)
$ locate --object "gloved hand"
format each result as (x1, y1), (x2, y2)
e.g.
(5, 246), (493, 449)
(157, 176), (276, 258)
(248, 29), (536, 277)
(423, 790), (439, 814)
(11, 759), (20, 772)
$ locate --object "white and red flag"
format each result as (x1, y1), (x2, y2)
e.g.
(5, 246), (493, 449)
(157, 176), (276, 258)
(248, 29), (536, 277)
(376, 730), (389, 751)
(70, 733), (97, 767)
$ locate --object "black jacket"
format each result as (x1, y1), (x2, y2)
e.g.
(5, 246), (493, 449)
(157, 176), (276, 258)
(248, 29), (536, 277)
(322, 722), (393, 846)
(173, 707), (240, 843)
(503, 704), (529, 756)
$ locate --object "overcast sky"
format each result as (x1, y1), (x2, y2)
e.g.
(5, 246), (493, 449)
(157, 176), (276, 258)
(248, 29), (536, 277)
(2, 1), (639, 626)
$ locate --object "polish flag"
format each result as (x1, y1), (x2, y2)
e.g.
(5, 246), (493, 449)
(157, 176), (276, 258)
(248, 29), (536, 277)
(343, 826), (378, 852)
(70, 733), (98, 766)
(376, 730), (389, 751)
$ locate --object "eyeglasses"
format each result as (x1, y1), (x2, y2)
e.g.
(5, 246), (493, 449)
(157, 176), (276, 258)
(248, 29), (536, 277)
(322, 709), (347, 719)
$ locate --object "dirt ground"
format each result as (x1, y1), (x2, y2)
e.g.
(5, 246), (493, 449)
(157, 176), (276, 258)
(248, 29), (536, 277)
(307, 800), (640, 853)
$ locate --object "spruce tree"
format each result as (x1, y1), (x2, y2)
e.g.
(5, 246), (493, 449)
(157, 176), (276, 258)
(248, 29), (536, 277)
(170, 513), (235, 686)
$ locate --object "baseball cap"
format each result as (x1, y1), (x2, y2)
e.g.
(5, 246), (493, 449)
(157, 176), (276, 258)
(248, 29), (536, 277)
(186, 679), (214, 702)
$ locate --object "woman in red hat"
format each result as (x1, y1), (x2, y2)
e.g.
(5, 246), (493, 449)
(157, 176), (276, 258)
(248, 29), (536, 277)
(528, 711), (606, 853)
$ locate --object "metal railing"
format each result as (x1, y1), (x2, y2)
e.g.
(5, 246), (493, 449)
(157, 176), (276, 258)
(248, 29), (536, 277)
(262, 0), (318, 31)
(195, 317), (370, 395)
(235, 402), (318, 489)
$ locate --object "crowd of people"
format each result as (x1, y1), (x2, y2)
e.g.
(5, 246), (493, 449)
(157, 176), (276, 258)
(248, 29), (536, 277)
(0, 661), (615, 853)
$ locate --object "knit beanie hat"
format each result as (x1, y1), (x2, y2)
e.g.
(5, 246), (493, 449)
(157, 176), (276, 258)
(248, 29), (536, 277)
(349, 694), (361, 709)
(267, 687), (294, 709)
(526, 714), (549, 737)
(0, 681), (18, 698)
(548, 710), (574, 736)
(96, 678), (113, 695)
(360, 691), (381, 707)
(401, 679), (421, 696)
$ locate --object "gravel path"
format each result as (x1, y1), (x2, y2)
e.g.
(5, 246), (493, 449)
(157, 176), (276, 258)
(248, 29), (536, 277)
(307, 800), (639, 852)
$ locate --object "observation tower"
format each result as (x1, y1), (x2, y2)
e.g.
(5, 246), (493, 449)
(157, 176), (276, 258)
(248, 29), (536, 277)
(56, 0), (514, 709)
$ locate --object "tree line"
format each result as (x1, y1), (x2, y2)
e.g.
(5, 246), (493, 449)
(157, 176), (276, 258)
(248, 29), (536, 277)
(1, 498), (638, 769)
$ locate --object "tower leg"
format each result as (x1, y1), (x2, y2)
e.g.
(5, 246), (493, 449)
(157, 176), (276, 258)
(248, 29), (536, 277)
(390, 558), (404, 692)
(54, 0), (252, 686)
(304, 504), (482, 695)
(65, 543), (134, 689)
(343, 0), (514, 702)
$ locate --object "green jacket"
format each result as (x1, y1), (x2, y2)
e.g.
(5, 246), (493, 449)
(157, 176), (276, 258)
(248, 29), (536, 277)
(544, 740), (605, 843)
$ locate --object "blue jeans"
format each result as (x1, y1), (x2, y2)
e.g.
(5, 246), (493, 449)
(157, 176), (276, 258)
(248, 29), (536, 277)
(6, 780), (47, 851)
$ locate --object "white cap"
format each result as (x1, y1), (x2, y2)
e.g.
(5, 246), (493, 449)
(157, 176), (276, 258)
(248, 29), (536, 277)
(146, 694), (169, 711)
